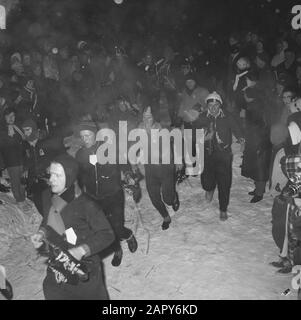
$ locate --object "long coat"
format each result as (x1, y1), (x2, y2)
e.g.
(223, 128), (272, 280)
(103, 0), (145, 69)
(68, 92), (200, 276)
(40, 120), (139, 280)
(241, 99), (272, 181)
(40, 190), (115, 300)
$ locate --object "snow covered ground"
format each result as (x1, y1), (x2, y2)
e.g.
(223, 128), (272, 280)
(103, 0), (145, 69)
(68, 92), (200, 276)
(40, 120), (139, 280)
(0, 141), (297, 300)
(0, 103), (298, 300)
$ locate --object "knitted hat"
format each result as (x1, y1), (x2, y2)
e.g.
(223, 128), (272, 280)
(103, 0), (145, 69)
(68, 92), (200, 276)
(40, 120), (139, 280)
(77, 120), (98, 134)
(205, 91), (223, 105)
(53, 154), (79, 189)
(22, 119), (38, 142)
(22, 118), (38, 131)
(10, 52), (22, 64)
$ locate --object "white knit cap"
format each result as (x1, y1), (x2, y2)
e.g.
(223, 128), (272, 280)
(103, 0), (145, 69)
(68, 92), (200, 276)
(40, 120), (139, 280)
(77, 40), (87, 50)
(205, 91), (223, 105)
(288, 121), (301, 145)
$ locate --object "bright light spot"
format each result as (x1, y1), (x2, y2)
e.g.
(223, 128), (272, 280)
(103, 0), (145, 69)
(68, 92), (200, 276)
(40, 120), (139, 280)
(114, 0), (124, 4)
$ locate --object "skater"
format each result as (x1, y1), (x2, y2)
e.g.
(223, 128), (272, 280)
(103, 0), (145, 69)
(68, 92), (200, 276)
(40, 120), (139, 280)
(31, 154), (115, 299)
(138, 107), (180, 230)
(75, 120), (138, 267)
(198, 92), (244, 220)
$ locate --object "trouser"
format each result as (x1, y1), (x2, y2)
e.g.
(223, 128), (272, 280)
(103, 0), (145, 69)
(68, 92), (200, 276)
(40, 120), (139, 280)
(254, 181), (266, 196)
(145, 164), (176, 218)
(183, 121), (197, 159)
(201, 150), (233, 212)
(27, 179), (49, 216)
(7, 166), (25, 202)
(43, 264), (109, 300)
(96, 189), (132, 254)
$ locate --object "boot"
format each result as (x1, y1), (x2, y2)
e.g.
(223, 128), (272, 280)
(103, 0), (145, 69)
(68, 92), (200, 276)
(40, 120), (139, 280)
(250, 195), (263, 203)
(126, 234), (138, 253)
(205, 190), (214, 203)
(161, 215), (171, 230)
(172, 191), (180, 212)
(219, 210), (228, 221)
(277, 259), (292, 274)
(111, 248), (123, 267)
(0, 280), (13, 300)
(269, 257), (287, 268)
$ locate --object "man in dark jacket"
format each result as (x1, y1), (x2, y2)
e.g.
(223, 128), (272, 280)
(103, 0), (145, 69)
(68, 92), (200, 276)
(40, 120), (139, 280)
(75, 121), (138, 267)
(241, 86), (272, 203)
(31, 154), (115, 300)
(197, 92), (244, 221)
(22, 118), (66, 215)
(0, 107), (27, 208)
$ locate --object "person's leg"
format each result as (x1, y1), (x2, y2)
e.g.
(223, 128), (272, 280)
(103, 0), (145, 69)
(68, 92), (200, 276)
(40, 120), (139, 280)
(31, 180), (49, 216)
(145, 166), (169, 218)
(161, 164), (178, 207)
(201, 154), (217, 202)
(255, 181), (266, 196)
(145, 165), (171, 230)
(101, 190), (137, 266)
(215, 151), (233, 219)
(7, 166), (25, 203)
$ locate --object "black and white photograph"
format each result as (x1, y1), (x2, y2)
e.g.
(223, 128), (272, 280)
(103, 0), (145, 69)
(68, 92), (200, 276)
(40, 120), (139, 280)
(0, 0), (301, 302)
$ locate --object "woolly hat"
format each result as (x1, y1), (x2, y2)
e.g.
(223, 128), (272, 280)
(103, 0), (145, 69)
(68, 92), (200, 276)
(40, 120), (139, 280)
(22, 118), (38, 131)
(77, 120), (98, 134)
(77, 40), (88, 50)
(10, 52), (22, 64)
(53, 154), (79, 189)
(22, 118), (38, 142)
(205, 91), (223, 105)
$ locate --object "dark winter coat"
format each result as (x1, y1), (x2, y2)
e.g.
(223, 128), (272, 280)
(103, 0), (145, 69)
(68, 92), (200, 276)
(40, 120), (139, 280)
(241, 99), (272, 181)
(40, 190), (115, 271)
(75, 142), (132, 200)
(195, 109), (244, 154)
(0, 123), (25, 167)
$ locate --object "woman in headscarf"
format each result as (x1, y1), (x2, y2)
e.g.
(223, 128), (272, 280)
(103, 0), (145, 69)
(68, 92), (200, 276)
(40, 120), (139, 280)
(31, 154), (115, 300)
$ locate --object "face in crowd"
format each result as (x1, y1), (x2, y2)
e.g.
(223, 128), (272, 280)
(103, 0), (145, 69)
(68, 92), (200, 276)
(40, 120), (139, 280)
(22, 126), (33, 139)
(49, 162), (66, 194)
(80, 129), (96, 149)
(5, 111), (15, 125)
(282, 90), (295, 107)
(207, 99), (221, 117)
(185, 79), (196, 91)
